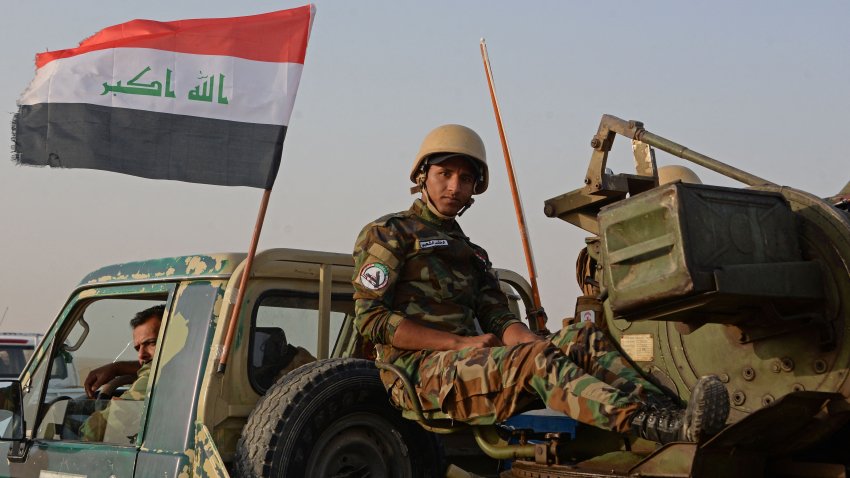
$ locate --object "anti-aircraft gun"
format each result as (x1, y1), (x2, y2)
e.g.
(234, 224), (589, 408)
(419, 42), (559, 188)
(528, 114), (850, 477)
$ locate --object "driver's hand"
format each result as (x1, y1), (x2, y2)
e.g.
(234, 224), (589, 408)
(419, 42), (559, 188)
(100, 374), (137, 398)
(84, 363), (118, 398)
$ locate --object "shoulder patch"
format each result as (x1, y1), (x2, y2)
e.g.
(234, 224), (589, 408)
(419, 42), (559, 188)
(419, 239), (449, 249)
(359, 262), (390, 290)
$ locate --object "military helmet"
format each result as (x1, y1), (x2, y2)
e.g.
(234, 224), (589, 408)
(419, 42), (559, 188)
(410, 124), (489, 194)
(658, 165), (703, 185)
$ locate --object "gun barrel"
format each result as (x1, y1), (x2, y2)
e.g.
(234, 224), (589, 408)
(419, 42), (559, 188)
(636, 129), (774, 187)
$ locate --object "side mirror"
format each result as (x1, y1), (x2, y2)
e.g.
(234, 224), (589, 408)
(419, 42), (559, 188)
(0, 381), (25, 441)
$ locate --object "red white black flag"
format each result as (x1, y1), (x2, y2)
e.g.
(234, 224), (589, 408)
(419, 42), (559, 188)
(13, 5), (314, 189)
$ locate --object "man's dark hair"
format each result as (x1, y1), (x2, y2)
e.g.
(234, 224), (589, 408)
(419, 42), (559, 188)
(130, 304), (165, 328)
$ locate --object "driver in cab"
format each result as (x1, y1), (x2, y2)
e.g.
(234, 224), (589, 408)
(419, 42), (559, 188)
(79, 304), (163, 441)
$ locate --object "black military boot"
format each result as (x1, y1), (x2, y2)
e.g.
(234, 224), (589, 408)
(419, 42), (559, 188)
(629, 375), (729, 444)
(644, 391), (680, 411)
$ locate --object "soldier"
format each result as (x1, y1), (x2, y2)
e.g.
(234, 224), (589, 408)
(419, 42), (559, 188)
(80, 304), (163, 442)
(352, 124), (729, 444)
(83, 304), (164, 398)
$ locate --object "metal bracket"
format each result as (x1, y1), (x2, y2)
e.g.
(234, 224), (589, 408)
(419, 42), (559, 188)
(6, 438), (30, 463)
(544, 116), (655, 234)
(545, 113), (775, 234)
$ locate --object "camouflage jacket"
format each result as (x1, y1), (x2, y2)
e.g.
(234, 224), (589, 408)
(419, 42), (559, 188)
(352, 199), (520, 373)
(80, 361), (151, 442)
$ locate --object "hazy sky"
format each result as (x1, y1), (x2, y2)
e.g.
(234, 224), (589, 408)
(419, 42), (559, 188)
(1, 1), (848, 333)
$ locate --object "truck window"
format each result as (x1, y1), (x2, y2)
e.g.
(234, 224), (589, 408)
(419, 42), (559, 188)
(0, 345), (67, 382)
(0, 348), (29, 379)
(33, 296), (168, 445)
(0, 335), (39, 379)
(249, 292), (353, 393)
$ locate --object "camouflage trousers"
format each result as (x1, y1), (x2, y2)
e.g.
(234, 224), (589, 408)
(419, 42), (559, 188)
(388, 321), (662, 433)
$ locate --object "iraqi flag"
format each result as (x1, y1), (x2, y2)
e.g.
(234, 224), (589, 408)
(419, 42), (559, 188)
(12, 5), (314, 189)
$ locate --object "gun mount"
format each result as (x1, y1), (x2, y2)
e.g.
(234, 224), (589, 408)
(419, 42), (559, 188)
(545, 115), (850, 438)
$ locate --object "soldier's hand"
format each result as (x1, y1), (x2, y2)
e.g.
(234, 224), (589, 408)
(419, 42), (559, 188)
(457, 333), (503, 350)
(85, 363), (119, 398)
(502, 323), (546, 346)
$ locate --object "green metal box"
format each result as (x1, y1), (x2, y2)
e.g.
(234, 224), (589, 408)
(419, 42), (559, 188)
(598, 183), (806, 319)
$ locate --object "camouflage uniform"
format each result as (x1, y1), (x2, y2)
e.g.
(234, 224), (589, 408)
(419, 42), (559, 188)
(80, 361), (150, 442)
(353, 199), (662, 432)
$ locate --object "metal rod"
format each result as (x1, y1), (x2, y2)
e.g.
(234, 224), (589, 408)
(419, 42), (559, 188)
(472, 426), (537, 460)
(317, 263), (332, 359)
(374, 361), (466, 433)
(636, 130), (774, 187)
(480, 39), (546, 331)
(217, 188), (272, 373)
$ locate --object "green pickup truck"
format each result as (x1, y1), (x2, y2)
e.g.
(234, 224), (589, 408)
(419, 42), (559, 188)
(0, 248), (537, 477)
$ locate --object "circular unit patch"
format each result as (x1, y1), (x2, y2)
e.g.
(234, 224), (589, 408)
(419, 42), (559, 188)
(359, 262), (389, 290)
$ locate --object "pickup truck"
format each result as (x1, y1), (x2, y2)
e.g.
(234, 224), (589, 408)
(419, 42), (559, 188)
(0, 248), (539, 477)
(1, 333), (80, 401)
(0, 334), (42, 380)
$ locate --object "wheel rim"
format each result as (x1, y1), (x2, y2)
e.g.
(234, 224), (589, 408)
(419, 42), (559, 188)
(305, 412), (413, 478)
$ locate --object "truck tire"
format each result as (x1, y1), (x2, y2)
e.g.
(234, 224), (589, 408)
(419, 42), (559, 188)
(235, 358), (444, 478)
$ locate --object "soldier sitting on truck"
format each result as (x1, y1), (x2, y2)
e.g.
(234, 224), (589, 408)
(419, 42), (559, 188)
(79, 304), (163, 442)
(352, 125), (730, 445)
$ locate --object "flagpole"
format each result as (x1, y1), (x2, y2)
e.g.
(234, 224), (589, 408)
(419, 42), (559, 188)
(479, 38), (547, 332)
(217, 188), (272, 373)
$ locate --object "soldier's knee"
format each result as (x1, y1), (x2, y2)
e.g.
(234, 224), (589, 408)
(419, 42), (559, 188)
(552, 319), (597, 344)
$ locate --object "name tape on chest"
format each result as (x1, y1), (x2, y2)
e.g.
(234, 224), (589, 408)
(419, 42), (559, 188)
(419, 239), (449, 249)
(359, 262), (390, 290)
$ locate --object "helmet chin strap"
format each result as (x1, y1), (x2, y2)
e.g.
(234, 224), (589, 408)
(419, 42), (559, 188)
(456, 197), (474, 216)
(421, 186), (474, 219)
(421, 187), (455, 220)
(456, 179), (482, 216)
(417, 169), (475, 219)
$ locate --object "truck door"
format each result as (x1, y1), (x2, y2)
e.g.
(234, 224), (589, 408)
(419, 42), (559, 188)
(0, 284), (174, 478)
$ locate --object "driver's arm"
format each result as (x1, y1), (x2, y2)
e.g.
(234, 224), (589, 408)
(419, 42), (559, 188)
(84, 361), (140, 398)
